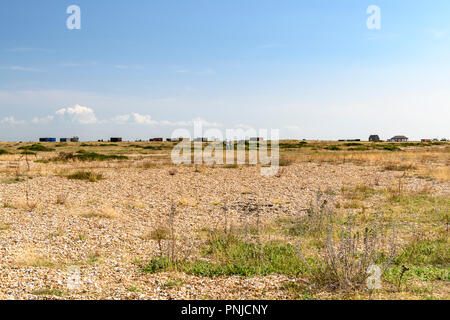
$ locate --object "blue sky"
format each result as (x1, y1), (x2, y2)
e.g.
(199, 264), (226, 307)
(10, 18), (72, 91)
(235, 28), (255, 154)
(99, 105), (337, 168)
(0, 0), (449, 141)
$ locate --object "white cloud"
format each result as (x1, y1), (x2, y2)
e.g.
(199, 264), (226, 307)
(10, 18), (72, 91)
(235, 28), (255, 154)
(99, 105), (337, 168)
(31, 116), (54, 124)
(56, 104), (98, 124)
(1, 103), (224, 132)
(132, 113), (158, 125)
(1, 66), (43, 72)
(109, 114), (130, 124)
(6, 47), (51, 53)
(159, 120), (190, 127)
(192, 117), (222, 127)
(0, 116), (25, 126)
(234, 124), (253, 130)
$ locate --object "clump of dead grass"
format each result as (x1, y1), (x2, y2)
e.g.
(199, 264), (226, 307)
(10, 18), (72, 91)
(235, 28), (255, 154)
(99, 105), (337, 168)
(3, 198), (38, 212)
(279, 156), (294, 167)
(13, 248), (55, 268)
(72, 206), (119, 219)
(56, 193), (68, 205)
(383, 163), (417, 172)
(178, 196), (198, 207)
(67, 171), (103, 182)
(0, 222), (10, 231)
(313, 217), (398, 291)
(341, 184), (377, 201)
(417, 166), (450, 182)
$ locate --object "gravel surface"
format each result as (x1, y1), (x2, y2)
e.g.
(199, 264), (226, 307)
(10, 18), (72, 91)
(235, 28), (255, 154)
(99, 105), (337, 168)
(0, 162), (448, 299)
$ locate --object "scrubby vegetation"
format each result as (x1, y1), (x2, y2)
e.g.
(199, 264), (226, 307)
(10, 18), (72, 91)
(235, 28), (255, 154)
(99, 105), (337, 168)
(66, 171), (103, 182)
(18, 144), (54, 152)
(54, 150), (128, 162)
(0, 139), (448, 299)
(138, 178), (449, 299)
(143, 232), (306, 277)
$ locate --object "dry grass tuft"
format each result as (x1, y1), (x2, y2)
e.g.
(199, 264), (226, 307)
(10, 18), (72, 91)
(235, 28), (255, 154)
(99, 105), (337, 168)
(178, 196), (198, 207)
(140, 160), (158, 169)
(67, 171), (103, 182)
(0, 222), (10, 231)
(143, 227), (170, 256)
(383, 163), (417, 172)
(279, 156), (294, 167)
(72, 206), (120, 219)
(13, 248), (55, 268)
(417, 166), (450, 182)
(56, 193), (68, 205)
(4, 198), (38, 212)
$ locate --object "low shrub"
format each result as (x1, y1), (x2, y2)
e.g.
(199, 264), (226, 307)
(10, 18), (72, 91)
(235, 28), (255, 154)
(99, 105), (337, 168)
(311, 221), (397, 291)
(142, 232), (307, 277)
(279, 142), (308, 149)
(343, 142), (363, 147)
(67, 171), (103, 182)
(18, 144), (54, 152)
(53, 151), (128, 162)
(378, 144), (400, 151)
(223, 164), (239, 169)
(20, 151), (36, 155)
(279, 157), (294, 167)
(130, 144), (162, 150)
(75, 150), (128, 161)
(0, 149), (11, 155)
(383, 163), (417, 171)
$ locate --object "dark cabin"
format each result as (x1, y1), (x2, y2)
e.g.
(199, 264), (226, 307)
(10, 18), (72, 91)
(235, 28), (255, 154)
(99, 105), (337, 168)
(369, 135), (380, 142)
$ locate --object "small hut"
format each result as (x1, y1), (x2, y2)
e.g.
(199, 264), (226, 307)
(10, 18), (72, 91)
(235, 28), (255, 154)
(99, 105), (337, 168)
(388, 135), (408, 142)
(369, 135), (380, 142)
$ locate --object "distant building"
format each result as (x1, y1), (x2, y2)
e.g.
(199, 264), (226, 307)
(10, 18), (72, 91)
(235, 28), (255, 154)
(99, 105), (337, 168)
(441, 138), (448, 142)
(39, 138), (56, 142)
(110, 137), (122, 142)
(150, 138), (163, 142)
(369, 135), (380, 142)
(421, 139), (431, 143)
(388, 135), (408, 142)
(60, 138), (68, 142)
(70, 136), (79, 142)
(166, 137), (190, 142)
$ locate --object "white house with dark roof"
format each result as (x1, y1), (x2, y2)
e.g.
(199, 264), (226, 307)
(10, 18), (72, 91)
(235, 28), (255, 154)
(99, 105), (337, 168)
(388, 135), (408, 142)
